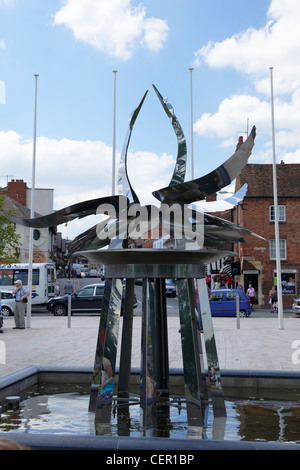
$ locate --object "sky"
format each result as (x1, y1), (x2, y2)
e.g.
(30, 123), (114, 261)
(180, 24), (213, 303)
(0, 0), (300, 240)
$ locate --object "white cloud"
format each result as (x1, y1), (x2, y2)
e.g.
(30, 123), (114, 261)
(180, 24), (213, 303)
(192, 0), (300, 166)
(194, 0), (300, 95)
(53, 0), (169, 61)
(0, 130), (175, 238)
(0, 0), (14, 6)
(194, 94), (270, 138)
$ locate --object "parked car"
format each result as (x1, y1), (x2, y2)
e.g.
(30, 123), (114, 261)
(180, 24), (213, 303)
(1, 291), (16, 317)
(209, 289), (252, 317)
(46, 283), (137, 316)
(165, 279), (176, 297)
(292, 295), (300, 314)
(88, 269), (98, 277)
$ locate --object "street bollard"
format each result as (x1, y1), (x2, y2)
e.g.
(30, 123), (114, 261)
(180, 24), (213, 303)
(236, 294), (240, 329)
(68, 294), (71, 328)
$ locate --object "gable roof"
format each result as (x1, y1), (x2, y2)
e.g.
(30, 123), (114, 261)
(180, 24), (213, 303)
(2, 195), (42, 219)
(237, 163), (300, 198)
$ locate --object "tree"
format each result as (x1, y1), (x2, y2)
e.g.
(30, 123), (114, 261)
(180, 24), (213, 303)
(0, 194), (21, 264)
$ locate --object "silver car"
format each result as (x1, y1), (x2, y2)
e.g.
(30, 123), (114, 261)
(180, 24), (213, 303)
(1, 291), (16, 316)
(292, 295), (300, 314)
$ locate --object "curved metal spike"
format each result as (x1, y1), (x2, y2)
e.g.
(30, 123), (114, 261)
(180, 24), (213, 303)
(6, 195), (128, 228)
(117, 90), (148, 204)
(152, 84), (187, 186)
(152, 126), (256, 204)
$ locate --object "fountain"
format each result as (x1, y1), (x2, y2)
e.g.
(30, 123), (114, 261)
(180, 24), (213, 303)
(3, 85), (298, 450)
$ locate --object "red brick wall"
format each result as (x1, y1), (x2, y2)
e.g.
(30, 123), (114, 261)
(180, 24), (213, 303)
(234, 195), (300, 307)
(7, 179), (27, 206)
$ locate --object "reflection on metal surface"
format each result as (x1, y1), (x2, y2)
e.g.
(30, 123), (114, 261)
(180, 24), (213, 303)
(196, 278), (227, 418)
(140, 278), (170, 435)
(7, 195), (127, 229)
(89, 278), (122, 414)
(152, 126), (256, 204)
(117, 91), (148, 204)
(177, 278), (204, 429)
(152, 84), (187, 186)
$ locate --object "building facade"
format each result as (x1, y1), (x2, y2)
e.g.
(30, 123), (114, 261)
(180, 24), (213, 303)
(1, 179), (55, 263)
(234, 163), (300, 307)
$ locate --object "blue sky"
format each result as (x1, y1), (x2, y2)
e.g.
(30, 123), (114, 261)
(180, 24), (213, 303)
(0, 0), (299, 239)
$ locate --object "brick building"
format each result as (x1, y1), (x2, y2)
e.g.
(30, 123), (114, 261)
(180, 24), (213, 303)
(0, 179), (56, 263)
(233, 162), (300, 307)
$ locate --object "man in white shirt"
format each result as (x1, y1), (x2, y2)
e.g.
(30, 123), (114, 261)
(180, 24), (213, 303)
(12, 280), (30, 329)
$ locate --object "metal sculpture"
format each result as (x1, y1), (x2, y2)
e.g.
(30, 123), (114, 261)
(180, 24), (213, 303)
(8, 85), (258, 437)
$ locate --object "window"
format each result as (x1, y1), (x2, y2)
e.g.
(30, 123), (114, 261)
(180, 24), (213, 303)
(33, 229), (40, 240)
(269, 205), (286, 222)
(13, 269), (39, 286)
(269, 239), (287, 260)
(96, 285), (104, 295)
(77, 286), (94, 297)
(211, 292), (223, 301)
(226, 291), (241, 301)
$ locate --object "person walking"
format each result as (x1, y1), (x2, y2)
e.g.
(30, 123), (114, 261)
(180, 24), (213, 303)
(236, 282), (244, 293)
(269, 286), (276, 311)
(64, 279), (74, 295)
(271, 288), (278, 313)
(12, 280), (30, 329)
(246, 283), (256, 309)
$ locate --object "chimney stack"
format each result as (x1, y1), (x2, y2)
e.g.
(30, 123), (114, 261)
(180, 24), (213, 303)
(7, 179), (27, 206)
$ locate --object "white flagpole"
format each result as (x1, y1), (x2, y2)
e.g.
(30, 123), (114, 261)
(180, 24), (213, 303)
(27, 73), (39, 328)
(112, 70), (117, 195)
(269, 67), (284, 330)
(189, 67), (194, 180)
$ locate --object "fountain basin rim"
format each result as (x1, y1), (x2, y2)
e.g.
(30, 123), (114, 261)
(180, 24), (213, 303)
(0, 431), (299, 451)
(1, 366), (300, 451)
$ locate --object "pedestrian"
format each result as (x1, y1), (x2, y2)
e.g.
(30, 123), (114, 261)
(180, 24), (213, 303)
(64, 279), (74, 295)
(236, 282), (244, 293)
(12, 280), (30, 329)
(271, 289), (278, 313)
(269, 286), (276, 311)
(246, 283), (256, 308)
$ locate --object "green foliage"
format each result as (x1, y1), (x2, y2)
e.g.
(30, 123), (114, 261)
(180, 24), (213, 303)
(0, 194), (21, 264)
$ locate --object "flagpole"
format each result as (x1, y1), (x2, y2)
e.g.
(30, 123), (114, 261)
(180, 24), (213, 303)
(189, 67), (194, 180)
(27, 73), (39, 328)
(269, 67), (283, 330)
(112, 70), (117, 195)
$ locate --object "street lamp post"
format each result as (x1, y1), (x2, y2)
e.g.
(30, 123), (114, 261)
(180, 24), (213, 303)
(189, 67), (194, 180)
(112, 70), (117, 195)
(27, 73), (39, 328)
(270, 67), (284, 330)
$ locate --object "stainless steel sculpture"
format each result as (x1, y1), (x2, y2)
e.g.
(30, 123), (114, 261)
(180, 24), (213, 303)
(8, 85), (257, 437)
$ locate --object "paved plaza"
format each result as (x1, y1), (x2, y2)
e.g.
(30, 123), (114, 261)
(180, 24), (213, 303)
(1, 310), (300, 379)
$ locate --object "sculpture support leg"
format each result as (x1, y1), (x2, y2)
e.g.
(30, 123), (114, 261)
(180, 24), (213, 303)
(188, 279), (208, 404)
(154, 278), (169, 396)
(117, 278), (135, 402)
(196, 278), (227, 418)
(177, 278), (203, 429)
(140, 278), (170, 435)
(89, 278), (123, 414)
(140, 279), (157, 434)
(89, 278), (112, 412)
